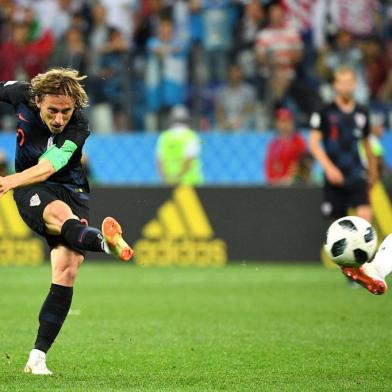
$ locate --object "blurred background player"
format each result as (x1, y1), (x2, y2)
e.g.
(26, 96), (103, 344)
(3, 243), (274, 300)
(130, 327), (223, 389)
(157, 105), (203, 186)
(309, 66), (379, 292)
(309, 66), (377, 222)
(265, 108), (307, 186)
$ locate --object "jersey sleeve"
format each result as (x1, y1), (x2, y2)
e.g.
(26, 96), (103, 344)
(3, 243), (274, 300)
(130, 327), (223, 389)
(0, 81), (31, 105)
(309, 109), (327, 138)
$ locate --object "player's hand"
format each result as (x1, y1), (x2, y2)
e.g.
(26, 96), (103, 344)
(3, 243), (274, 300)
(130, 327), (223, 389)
(326, 165), (344, 185)
(0, 176), (12, 196)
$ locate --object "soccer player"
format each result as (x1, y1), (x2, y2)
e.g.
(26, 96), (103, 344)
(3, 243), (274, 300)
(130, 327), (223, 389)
(309, 66), (384, 295)
(0, 68), (134, 374)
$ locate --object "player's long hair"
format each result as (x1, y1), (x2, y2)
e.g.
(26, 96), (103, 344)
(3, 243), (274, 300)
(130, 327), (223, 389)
(30, 68), (89, 109)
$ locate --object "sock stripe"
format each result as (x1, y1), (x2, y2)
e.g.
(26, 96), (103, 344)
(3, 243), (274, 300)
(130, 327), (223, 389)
(61, 219), (104, 253)
(78, 227), (90, 244)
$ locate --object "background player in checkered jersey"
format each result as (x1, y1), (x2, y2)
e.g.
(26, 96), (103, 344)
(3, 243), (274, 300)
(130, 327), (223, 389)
(308, 65), (385, 294)
(0, 68), (133, 375)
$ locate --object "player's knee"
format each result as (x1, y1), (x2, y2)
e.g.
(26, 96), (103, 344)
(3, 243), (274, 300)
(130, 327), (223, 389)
(44, 201), (76, 231)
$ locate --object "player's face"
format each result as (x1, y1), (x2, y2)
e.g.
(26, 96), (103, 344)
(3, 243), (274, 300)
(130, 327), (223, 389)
(334, 71), (356, 101)
(36, 94), (76, 134)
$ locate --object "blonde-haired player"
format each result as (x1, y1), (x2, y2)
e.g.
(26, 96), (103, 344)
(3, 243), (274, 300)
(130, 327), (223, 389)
(0, 68), (133, 374)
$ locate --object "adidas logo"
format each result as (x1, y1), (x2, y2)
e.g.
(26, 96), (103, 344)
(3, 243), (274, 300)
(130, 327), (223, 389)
(134, 186), (227, 267)
(30, 193), (41, 207)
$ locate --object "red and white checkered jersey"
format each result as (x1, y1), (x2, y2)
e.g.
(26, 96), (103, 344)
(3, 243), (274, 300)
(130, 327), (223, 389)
(255, 24), (303, 66)
(282, 0), (314, 33)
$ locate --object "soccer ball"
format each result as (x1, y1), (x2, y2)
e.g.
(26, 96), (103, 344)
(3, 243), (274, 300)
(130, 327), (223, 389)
(324, 216), (378, 267)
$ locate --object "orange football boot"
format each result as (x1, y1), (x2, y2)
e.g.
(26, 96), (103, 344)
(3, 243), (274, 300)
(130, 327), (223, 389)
(102, 217), (134, 261)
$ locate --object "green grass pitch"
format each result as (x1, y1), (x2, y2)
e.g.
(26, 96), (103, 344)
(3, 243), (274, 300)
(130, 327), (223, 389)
(1, 263), (392, 391)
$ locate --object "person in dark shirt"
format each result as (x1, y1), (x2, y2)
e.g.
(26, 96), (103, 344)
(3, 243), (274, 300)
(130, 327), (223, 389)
(0, 68), (133, 375)
(309, 66), (381, 294)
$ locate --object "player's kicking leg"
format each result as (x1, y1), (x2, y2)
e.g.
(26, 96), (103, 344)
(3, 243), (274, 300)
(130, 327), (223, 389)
(342, 234), (392, 295)
(60, 216), (133, 261)
(44, 201), (133, 262)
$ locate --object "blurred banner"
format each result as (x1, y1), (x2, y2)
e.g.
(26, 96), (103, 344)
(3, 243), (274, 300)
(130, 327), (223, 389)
(89, 186), (326, 264)
(3, 184), (391, 266)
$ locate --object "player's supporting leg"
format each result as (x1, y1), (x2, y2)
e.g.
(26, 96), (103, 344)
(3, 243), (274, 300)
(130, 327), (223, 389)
(342, 234), (392, 295)
(43, 200), (133, 261)
(25, 201), (133, 375)
(25, 246), (82, 375)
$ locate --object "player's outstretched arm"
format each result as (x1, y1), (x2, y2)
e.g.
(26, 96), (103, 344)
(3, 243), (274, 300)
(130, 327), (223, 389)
(0, 159), (55, 196)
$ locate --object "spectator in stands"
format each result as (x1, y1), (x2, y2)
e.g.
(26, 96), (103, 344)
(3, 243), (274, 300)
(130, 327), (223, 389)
(362, 37), (389, 105)
(215, 64), (256, 131)
(0, 0), (14, 43)
(0, 0), (390, 136)
(255, 3), (303, 82)
(375, 38), (392, 109)
(88, 3), (111, 68)
(312, 0), (381, 50)
(43, 0), (73, 40)
(99, 27), (131, 132)
(82, 3), (117, 133)
(99, 0), (139, 46)
(265, 108), (307, 185)
(69, 11), (89, 36)
(316, 30), (368, 104)
(200, 0), (234, 85)
(261, 64), (322, 128)
(49, 26), (88, 75)
(232, 0), (266, 83)
(28, 0), (80, 40)
(0, 20), (54, 81)
(156, 106), (204, 185)
(145, 18), (188, 131)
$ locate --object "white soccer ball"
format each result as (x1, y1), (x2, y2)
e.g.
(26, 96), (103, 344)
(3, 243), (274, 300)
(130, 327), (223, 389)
(324, 216), (378, 267)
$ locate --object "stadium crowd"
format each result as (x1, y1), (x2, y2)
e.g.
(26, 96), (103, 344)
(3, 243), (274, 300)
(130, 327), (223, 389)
(0, 0), (391, 134)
